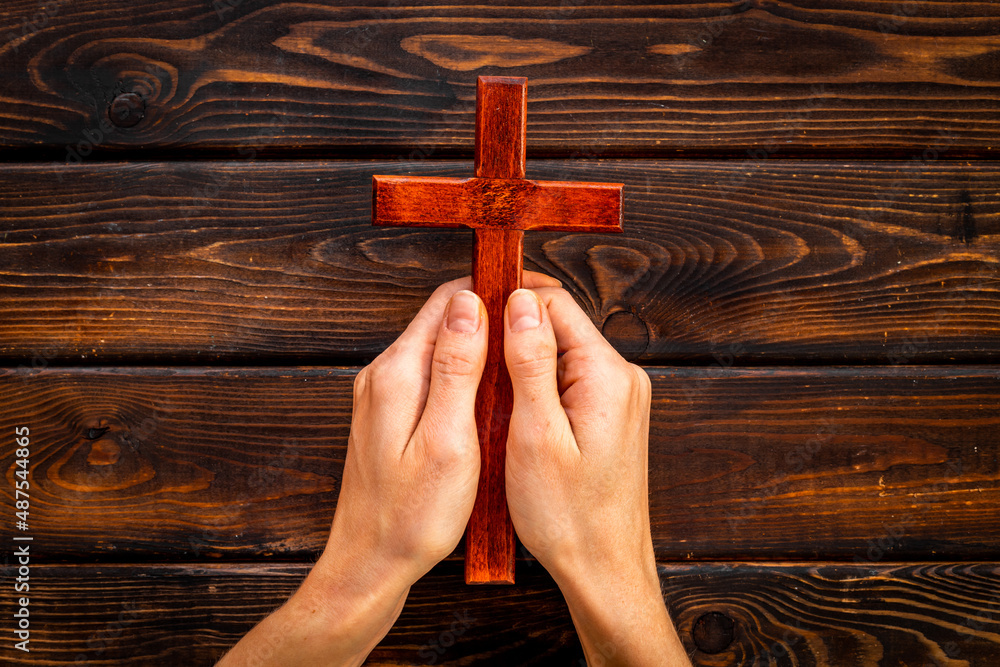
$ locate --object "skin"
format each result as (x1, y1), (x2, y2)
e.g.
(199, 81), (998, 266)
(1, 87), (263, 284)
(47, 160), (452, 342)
(504, 286), (689, 665)
(217, 272), (691, 667)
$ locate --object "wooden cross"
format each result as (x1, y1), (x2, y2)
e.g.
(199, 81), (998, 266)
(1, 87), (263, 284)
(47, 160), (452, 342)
(372, 76), (623, 584)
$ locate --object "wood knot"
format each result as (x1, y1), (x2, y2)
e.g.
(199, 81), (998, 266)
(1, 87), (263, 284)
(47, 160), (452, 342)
(692, 611), (735, 654)
(86, 439), (122, 466)
(601, 310), (649, 361)
(108, 92), (145, 128)
(85, 426), (110, 440)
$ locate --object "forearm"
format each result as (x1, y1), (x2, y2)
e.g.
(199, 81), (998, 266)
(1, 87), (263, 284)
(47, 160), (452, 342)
(555, 559), (690, 667)
(217, 551), (411, 666)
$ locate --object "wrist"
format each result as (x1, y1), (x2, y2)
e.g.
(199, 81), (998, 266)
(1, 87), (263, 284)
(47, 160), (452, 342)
(548, 532), (661, 604)
(552, 548), (683, 665)
(216, 549), (412, 667)
(293, 545), (413, 663)
(555, 552), (663, 623)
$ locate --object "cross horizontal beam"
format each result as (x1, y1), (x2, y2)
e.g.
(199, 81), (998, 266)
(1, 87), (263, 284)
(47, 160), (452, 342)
(372, 175), (623, 232)
(370, 76), (623, 584)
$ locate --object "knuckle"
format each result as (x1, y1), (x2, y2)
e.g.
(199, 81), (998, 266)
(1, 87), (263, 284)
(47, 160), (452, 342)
(547, 287), (576, 310)
(622, 364), (649, 405)
(508, 350), (553, 382)
(430, 277), (468, 303)
(364, 356), (387, 388)
(432, 344), (479, 378)
(365, 352), (420, 402)
(631, 363), (652, 399)
(353, 366), (369, 401)
(598, 363), (648, 411)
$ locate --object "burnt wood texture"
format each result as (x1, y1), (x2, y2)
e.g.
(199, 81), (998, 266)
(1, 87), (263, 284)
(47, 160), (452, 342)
(0, 160), (996, 365)
(1, 562), (998, 666)
(2, 0), (999, 664)
(0, 2), (999, 157)
(1, 365), (997, 562)
(374, 76), (623, 584)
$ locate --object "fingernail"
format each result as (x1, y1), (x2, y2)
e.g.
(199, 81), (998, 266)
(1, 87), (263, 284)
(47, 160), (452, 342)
(446, 290), (481, 333)
(508, 289), (542, 332)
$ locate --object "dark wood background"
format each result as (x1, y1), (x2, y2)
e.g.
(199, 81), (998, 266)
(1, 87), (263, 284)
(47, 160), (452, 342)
(1, 1), (998, 665)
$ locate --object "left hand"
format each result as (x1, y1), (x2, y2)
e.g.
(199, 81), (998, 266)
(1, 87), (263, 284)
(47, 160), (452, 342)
(314, 272), (562, 657)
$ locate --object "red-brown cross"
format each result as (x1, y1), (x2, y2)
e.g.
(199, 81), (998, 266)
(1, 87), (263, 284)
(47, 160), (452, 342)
(372, 76), (623, 584)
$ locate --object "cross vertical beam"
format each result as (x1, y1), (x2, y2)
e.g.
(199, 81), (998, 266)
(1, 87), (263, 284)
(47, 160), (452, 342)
(371, 76), (623, 585)
(466, 77), (527, 584)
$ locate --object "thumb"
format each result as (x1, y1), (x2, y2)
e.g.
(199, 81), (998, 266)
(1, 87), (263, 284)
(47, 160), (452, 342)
(420, 290), (488, 444)
(504, 289), (569, 445)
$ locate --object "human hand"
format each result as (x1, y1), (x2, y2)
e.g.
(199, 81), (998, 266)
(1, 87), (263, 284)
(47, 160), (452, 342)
(313, 271), (561, 658)
(503, 287), (690, 665)
(328, 271), (562, 584)
(219, 272), (561, 667)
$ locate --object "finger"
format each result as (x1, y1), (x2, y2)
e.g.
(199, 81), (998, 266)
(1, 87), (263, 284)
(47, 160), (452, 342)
(504, 289), (573, 452)
(520, 287), (631, 405)
(376, 273), (563, 415)
(531, 287), (620, 360)
(387, 271), (556, 359)
(390, 276), (473, 357)
(522, 270), (562, 289)
(359, 277), (474, 452)
(415, 290), (489, 453)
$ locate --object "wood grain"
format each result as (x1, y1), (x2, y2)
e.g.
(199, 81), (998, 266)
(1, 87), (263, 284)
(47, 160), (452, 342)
(3, 3), (996, 665)
(375, 76), (621, 583)
(2, 366), (997, 562)
(475, 76), (526, 180)
(1, 160), (997, 365)
(1, 2), (998, 156)
(2, 561), (998, 665)
(372, 175), (623, 230)
(468, 228), (520, 584)
(468, 76), (524, 583)
(661, 562), (1000, 667)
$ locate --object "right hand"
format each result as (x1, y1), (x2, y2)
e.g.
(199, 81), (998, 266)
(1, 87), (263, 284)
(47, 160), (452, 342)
(503, 286), (690, 665)
(502, 286), (655, 586)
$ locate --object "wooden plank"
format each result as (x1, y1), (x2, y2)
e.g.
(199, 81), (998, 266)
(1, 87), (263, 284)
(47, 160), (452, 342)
(650, 366), (1000, 561)
(1, 1), (998, 156)
(1, 561), (998, 665)
(1, 160), (997, 365)
(2, 366), (997, 561)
